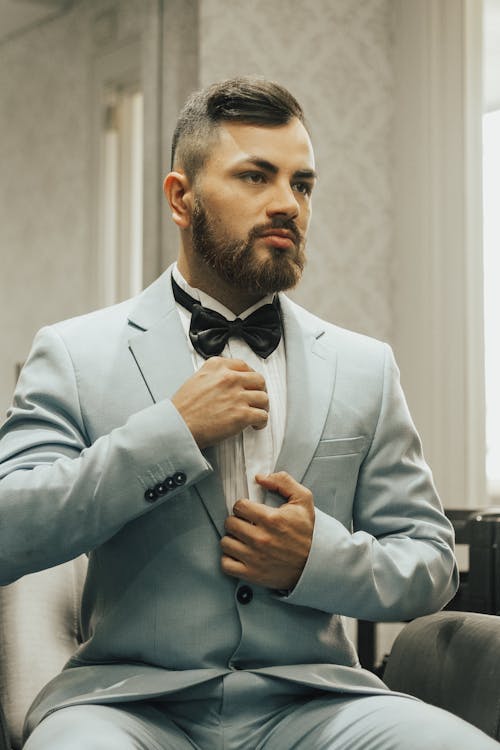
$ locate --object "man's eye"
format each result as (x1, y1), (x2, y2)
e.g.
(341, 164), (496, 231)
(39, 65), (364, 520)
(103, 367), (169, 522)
(241, 172), (266, 184)
(293, 182), (312, 196)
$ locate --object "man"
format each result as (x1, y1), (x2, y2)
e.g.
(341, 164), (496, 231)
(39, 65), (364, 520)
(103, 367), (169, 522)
(0, 77), (496, 749)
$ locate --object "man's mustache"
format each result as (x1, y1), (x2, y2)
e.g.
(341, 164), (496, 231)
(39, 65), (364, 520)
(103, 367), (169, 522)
(251, 219), (303, 246)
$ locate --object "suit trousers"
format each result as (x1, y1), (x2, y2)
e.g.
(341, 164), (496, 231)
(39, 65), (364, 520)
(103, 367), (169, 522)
(23, 671), (499, 750)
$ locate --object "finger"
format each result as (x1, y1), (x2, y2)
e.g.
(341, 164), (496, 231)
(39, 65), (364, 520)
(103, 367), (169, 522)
(225, 358), (255, 373)
(239, 371), (267, 391)
(220, 534), (250, 561)
(232, 498), (275, 524)
(255, 472), (313, 503)
(220, 553), (247, 579)
(224, 515), (260, 544)
(246, 390), (269, 410)
(248, 407), (269, 430)
(202, 357), (253, 374)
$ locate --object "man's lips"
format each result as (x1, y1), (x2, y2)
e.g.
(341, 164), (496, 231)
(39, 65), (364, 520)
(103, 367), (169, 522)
(258, 228), (297, 248)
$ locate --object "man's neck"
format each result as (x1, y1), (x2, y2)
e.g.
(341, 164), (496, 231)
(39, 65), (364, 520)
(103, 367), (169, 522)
(177, 255), (266, 316)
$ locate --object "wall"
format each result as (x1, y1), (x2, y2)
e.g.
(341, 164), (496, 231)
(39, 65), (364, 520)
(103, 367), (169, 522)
(392, 0), (485, 508)
(0, 0), (157, 417)
(198, 0), (394, 341)
(0, 3), (90, 416)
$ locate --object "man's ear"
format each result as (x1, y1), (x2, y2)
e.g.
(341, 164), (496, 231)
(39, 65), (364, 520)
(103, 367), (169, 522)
(163, 171), (193, 229)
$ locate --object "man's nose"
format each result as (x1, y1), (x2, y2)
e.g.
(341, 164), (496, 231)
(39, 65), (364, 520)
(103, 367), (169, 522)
(266, 182), (300, 220)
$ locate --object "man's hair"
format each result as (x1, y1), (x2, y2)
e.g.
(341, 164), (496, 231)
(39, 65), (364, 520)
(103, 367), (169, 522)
(170, 76), (308, 181)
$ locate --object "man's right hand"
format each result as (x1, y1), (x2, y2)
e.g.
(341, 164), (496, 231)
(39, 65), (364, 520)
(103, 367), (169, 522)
(171, 357), (269, 449)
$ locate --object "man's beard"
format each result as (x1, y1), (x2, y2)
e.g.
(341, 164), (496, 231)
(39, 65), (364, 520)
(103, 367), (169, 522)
(191, 198), (306, 295)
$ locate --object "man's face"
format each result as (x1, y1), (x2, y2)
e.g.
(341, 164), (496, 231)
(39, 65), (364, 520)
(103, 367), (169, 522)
(188, 117), (316, 295)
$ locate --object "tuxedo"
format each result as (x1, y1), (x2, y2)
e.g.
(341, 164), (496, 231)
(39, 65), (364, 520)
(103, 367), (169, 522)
(0, 266), (458, 738)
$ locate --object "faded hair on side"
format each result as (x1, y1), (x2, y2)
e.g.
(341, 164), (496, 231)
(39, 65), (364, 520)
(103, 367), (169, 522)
(170, 76), (308, 181)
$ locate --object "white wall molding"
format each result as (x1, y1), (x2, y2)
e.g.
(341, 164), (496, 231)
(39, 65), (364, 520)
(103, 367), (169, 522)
(87, 0), (164, 306)
(89, 39), (142, 308)
(393, 0), (486, 508)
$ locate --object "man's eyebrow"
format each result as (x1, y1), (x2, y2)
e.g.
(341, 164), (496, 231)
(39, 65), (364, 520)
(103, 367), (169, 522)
(241, 157), (278, 174)
(237, 156), (318, 181)
(293, 168), (318, 181)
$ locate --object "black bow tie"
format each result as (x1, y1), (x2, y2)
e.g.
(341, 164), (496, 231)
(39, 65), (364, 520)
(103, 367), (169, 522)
(171, 277), (282, 359)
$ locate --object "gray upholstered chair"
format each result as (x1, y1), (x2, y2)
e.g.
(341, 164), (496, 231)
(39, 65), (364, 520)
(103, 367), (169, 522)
(0, 561), (499, 748)
(384, 610), (500, 742)
(0, 557), (87, 749)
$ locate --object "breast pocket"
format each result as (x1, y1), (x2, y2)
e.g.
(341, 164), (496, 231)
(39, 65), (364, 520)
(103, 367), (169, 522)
(305, 436), (367, 525)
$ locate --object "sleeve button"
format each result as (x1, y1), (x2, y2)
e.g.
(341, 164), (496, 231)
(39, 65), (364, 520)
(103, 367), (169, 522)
(173, 471), (187, 486)
(155, 482), (168, 496)
(165, 476), (176, 490)
(144, 488), (157, 503)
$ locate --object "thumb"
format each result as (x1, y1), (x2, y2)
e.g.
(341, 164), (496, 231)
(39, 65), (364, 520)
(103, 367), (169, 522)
(255, 471), (314, 506)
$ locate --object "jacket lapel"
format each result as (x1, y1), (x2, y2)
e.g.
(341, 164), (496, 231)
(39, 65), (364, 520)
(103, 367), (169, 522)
(272, 295), (337, 493)
(127, 268), (194, 403)
(127, 268), (227, 537)
(191, 449), (227, 538)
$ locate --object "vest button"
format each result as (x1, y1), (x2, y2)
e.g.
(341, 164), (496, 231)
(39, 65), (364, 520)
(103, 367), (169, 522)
(236, 585), (253, 605)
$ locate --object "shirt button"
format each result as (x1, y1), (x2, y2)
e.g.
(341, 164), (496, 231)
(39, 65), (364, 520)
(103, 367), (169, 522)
(144, 488), (157, 503)
(236, 585), (253, 605)
(173, 471), (187, 486)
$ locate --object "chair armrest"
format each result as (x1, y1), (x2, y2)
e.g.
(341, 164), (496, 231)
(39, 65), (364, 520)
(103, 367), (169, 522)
(383, 611), (500, 741)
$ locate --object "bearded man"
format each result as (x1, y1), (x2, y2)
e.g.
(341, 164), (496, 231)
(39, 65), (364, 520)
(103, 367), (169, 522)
(0, 77), (497, 749)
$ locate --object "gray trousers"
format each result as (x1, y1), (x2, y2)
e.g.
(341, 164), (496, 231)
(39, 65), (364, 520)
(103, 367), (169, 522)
(23, 672), (499, 750)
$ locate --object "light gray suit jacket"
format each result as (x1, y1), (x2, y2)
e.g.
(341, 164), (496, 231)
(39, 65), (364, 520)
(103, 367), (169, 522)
(0, 267), (458, 735)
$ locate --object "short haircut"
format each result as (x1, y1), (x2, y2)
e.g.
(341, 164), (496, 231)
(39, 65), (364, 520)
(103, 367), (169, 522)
(170, 76), (308, 181)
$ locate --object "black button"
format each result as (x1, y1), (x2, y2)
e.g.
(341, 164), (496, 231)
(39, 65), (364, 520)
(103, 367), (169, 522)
(144, 488), (157, 503)
(236, 585), (253, 605)
(173, 471), (186, 487)
(165, 476), (176, 490)
(155, 482), (168, 497)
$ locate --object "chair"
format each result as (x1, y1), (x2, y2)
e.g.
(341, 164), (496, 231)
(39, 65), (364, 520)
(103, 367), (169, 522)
(383, 610), (500, 741)
(0, 557), (87, 749)
(374, 507), (500, 741)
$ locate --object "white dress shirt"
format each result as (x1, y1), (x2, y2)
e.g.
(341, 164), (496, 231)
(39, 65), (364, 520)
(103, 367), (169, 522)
(172, 264), (287, 513)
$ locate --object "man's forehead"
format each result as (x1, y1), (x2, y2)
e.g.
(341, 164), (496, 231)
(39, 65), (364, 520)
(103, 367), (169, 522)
(207, 118), (315, 171)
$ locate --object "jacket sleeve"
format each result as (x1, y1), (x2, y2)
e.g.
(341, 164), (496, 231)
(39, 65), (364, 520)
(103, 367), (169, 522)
(278, 344), (459, 621)
(0, 325), (212, 585)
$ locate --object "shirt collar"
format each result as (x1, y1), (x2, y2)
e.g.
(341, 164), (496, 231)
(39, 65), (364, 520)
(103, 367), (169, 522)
(172, 262), (275, 321)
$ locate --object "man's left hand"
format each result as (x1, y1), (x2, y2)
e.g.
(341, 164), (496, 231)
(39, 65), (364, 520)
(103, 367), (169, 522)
(220, 471), (315, 591)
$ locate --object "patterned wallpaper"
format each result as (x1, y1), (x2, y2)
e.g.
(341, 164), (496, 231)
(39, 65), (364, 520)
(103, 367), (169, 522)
(199, 0), (394, 341)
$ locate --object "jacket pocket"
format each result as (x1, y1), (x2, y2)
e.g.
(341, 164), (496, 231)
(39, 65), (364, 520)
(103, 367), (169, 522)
(313, 436), (366, 458)
(305, 437), (366, 524)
